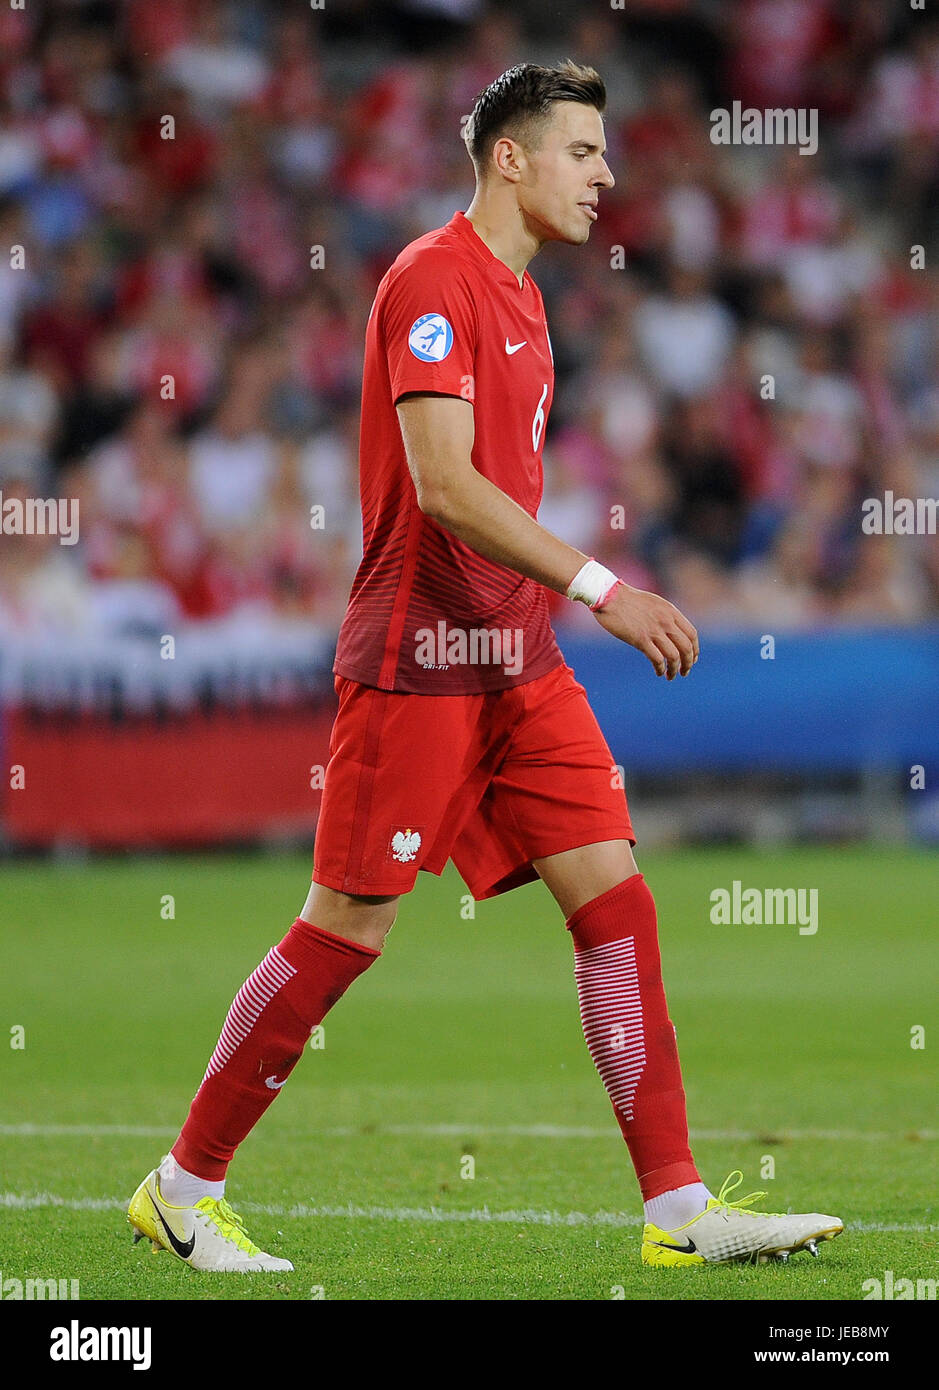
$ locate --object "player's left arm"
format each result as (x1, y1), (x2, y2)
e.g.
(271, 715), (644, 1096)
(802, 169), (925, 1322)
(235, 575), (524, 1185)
(397, 391), (582, 588)
(396, 391), (698, 679)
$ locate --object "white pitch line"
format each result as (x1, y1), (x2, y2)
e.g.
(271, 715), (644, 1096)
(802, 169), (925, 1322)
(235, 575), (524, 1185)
(1, 1194), (126, 1213)
(324, 1124), (939, 1143)
(0, 1122), (936, 1142)
(0, 1193), (639, 1227)
(0, 1193), (934, 1234)
(0, 1124), (178, 1138)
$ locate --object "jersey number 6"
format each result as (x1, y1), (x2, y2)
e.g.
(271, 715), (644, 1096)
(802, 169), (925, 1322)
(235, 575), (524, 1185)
(532, 382), (548, 452)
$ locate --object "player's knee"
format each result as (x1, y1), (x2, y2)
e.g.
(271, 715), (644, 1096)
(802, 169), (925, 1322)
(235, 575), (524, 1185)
(352, 897), (398, 948)
(300, 881), (399, 950)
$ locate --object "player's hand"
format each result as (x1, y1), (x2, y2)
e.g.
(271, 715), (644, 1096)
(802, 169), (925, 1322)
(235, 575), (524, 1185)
(592, 582), (699, 679)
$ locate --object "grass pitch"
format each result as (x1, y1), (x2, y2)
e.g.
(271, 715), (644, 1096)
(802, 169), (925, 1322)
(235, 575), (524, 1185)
(1, 847), (936, 1301)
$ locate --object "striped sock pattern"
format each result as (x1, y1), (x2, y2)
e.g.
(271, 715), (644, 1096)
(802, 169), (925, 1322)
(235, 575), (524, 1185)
(202, 947), (297, 1084)
(174, 918), (380, 1180)
(574, 936), (646, 1120)
(566, 875), (700, 1201)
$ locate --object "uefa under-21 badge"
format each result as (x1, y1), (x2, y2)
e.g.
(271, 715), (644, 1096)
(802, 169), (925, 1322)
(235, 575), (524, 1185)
(408, 313), (453, 362)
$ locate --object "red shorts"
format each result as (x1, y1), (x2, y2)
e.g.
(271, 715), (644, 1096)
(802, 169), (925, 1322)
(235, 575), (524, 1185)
(312, 662), (634, 901)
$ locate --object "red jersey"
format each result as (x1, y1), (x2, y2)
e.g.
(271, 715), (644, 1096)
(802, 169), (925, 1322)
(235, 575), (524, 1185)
(334, 210), (563, 694)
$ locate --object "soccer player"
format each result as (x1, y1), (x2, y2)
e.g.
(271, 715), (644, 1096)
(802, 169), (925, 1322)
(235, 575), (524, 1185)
(129, 61), (843, 1273)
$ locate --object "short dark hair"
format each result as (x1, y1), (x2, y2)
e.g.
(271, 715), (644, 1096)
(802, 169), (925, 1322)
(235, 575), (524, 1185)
(463, 61), (606, 174)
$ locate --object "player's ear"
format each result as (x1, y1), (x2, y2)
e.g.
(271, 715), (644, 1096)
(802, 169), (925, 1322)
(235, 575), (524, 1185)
(492, 135), (523, 183)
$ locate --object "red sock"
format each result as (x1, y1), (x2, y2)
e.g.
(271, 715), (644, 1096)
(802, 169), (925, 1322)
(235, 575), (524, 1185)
(567, 874), (699, 1201)
(172, 918), (379, 1181)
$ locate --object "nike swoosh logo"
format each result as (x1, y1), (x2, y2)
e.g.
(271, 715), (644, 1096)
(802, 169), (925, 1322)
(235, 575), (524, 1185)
(150, 1191), (196, 1259)
(649, 1236), (697, 1254)
(505, 338), (527, 355)
(265, 1075), (287, 1090)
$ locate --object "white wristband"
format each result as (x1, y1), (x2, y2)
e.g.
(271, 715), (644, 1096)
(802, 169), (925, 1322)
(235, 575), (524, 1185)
(566, 559), (621, 611)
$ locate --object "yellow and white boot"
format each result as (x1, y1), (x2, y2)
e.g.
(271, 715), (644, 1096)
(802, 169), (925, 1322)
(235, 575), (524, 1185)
(128, 1166), (293, 1272)
(641, 1171), (843, 1266)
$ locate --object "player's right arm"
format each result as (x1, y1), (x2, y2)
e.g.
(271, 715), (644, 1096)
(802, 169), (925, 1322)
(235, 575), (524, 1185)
(396, 390), (697, 680)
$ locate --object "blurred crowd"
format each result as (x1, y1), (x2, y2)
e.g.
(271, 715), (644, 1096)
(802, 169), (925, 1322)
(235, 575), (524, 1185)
(1, 0), (938, 644)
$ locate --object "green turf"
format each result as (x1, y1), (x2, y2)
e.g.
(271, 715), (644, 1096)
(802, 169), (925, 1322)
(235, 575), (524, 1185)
(1, 847), (936, 1300)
